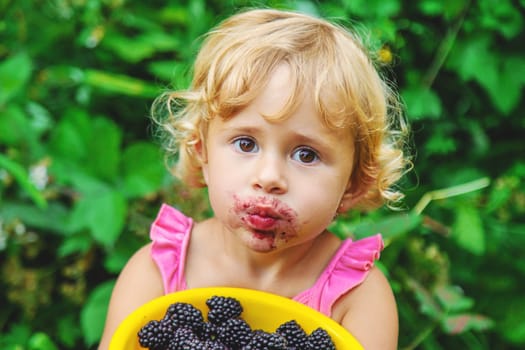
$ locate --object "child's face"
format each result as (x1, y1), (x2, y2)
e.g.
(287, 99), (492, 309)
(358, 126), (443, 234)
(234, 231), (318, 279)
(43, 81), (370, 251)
(200, 64), (356, 252)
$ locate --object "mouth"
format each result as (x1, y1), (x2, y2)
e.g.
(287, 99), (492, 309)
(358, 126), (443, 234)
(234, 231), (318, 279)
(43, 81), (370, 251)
(244, 211), (280, 231)
(233, 195), (298, 235)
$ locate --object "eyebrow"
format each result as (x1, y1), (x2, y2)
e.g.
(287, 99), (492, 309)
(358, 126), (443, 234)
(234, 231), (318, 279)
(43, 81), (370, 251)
(216, 124), (262, 139)
(225, 122), (338, 151)
(292, 131), (338, 152)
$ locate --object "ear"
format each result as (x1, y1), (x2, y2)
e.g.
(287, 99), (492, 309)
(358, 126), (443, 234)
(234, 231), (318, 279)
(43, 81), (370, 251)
(194, 138), (207, 162)
(193, 139), (209, 185)
(338, 181), (366, 213)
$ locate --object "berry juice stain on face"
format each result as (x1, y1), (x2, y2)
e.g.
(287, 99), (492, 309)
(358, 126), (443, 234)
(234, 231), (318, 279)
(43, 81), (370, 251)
(231, 195), (299, 243)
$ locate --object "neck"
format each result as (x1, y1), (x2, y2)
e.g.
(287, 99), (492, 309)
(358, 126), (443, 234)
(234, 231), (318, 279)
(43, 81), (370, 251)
(211, 218), (338, 294)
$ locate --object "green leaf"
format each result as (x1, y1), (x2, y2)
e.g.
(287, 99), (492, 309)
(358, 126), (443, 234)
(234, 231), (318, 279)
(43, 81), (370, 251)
(342, 0), (401, 18)
(499, 298), (525, 343)
(121, 142), (166, 198)
(424, 130), (457, 155)
(48, 108), (92, 162)
(466, 120), (490, 156)
(419, 0), (469, 19)
(186, 0), (212, 40)
(435, 285), (474, 313)
(0, 105), (31, 145)
(86, 117), (122, 181)
(26, 102), (54, 136)
(28, 333), (59, 350)
(0, 154), (47, 208)
(293, 0), (321, 16)
(479, 0), (524, 39)
(442, 314), (494, 334)
(447, 35), (495, 83)
(69, 185), (127, 246)
(445, 35), (525, 114)
(58, 233), (93, 257)
(0, 323), (32, 348)
(452, 204), (486, 255)
(51, 159), (112, 199)
(40, 65), (85, 86)
(83, 69), (160, 97)
(49, 120), (87, 161)
(1, 202), (70, 235)
(81, 281), (115, 347)
(332, 212), (422, 240)
(401, 87), (442, 120)
(142, 30), (183, 52)
(405, 277), (443, 320)
(48, 111), (122, 181)
(418, 0), (445, 16)
(493, 55), (525, 114)
(485, 178), (514, 212)
(102, 33), (156, 63)
(56, 314), (82, 347)
(147, 61), (190, 87)
(0, 52), (33, 105)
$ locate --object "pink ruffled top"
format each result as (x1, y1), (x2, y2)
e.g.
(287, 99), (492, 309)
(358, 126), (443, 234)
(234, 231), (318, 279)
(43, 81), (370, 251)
(150, 204), (384, 316)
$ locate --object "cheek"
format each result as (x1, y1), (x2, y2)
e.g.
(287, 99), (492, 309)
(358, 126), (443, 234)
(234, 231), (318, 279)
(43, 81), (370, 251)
(204, 158), (238, 206)
(297, 174), (346, 213)
(295, 184), (339, 215)
(201, 141), (227, 186)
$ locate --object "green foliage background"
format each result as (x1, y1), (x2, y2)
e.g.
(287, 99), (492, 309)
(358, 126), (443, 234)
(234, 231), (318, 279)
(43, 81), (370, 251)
(1, 0), (524, 349)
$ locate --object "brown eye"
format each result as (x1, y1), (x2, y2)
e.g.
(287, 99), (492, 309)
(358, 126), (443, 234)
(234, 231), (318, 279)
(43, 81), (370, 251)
(293, 148), (319, 164)
(234, 137), (258, 153)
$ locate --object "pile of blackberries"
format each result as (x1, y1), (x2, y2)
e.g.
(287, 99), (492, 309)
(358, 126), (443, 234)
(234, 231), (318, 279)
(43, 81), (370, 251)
(137, 295), (336, 349)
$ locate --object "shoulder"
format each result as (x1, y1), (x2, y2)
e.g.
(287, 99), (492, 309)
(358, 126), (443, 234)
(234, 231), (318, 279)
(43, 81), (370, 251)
(98, 243), (164, 349)
(119, 243), (163, 279)
(111, 243), (165, 307)
(334, 267), (398, 350)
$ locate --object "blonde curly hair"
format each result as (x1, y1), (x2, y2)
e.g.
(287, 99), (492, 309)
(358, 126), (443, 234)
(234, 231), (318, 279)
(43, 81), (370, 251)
(151, 8), (411, 210)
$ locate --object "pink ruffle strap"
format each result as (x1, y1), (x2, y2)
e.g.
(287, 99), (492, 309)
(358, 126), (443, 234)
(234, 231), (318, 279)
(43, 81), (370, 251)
(150, 204), (193, 294)
(293, 234), (384, 316)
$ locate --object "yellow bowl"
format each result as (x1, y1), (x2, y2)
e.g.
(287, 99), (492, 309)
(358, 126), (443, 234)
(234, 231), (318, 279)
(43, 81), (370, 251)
(110, 287), (363, 349)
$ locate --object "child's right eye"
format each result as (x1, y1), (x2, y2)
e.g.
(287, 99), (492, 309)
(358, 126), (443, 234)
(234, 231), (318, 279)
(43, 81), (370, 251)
(233, 137), (258, 153)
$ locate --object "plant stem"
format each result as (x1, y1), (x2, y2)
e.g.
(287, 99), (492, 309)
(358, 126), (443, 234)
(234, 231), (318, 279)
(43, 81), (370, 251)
(400, 322), (439, 350)
(412, 177), (491, 215)
(422, 0), (472, 88)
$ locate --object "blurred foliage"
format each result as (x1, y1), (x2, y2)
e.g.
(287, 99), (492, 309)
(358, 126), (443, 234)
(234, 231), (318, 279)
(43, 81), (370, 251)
(1, 0), (524, 349)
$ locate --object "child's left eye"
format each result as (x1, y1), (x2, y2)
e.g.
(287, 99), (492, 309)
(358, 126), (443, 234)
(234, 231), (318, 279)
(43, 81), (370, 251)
(292, 147), (319, 164)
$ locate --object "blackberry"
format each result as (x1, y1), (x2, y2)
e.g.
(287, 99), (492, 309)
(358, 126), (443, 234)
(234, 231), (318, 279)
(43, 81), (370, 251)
(198, 321), (220, 342)
(163, 302), (205, 333)
(275, 320), (308, 349)
(206, 296), (243, 325)
(180, 338), (207, 350)
(167, 327), (198, 350)
(138, 295), (338, 350)
(217, 317), (253, 348)
(138, 319), (173, 350)
(202, 340), (228, 349)
(243, 330), (287, 350)
(307, 327), (336, 350)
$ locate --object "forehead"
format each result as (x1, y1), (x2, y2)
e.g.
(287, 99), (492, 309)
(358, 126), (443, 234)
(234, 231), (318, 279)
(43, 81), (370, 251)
(195, 10), (382, 134)
(209, 65), (353, 147)
(250, 64), (296, 118)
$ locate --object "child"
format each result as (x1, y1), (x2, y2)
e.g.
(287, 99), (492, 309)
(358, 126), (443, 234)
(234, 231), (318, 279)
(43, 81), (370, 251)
(98, 8), (410, 350)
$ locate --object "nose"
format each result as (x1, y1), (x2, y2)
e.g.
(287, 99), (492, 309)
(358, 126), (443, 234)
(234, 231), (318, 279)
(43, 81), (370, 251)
(252, 153), (288, 194)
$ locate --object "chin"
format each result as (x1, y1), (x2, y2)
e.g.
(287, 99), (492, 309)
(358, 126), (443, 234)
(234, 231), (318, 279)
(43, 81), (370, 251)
(242, 232), (278, 253)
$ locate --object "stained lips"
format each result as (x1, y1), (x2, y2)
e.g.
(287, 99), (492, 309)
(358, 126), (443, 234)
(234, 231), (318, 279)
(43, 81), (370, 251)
(245, 212), (280, 230)
(233, 195), (297, 234)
